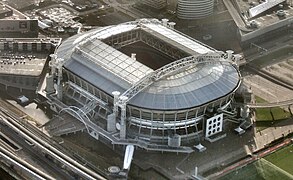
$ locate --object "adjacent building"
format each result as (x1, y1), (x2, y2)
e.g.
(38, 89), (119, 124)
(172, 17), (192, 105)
(177, 0), (215, 19)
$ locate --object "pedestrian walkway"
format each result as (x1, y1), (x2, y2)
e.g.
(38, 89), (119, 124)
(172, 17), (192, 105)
(253, 118), (293, 151)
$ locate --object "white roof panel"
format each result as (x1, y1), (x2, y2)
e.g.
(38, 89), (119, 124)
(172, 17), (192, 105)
(80, 40), (154, 84)
(249, 0), (285, 18)
(144, 23), (212, 54)
(90, 24), (137, 40)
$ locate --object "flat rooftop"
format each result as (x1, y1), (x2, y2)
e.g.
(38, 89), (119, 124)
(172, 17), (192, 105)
(226, 0), (293, 40)
(248, 0), (286, 18)
(0, 38), (61, 76)
(237, 0), (293, 24)
(0, 52), (47, 76)
(0, 38), (61, 44)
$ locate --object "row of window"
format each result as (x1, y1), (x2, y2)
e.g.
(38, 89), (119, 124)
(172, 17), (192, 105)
(127, 96), (230, 122)
(64, 69), (232, 123)
(65, 70), (113, 105)
(128, 121), (203, 139)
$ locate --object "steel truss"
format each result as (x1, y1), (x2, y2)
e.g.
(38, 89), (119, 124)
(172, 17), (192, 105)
(103, 29), (141, 49)
(102, 29), (188, 60)
(117, 51), (236, 107)
(64, 82), (110, 119)
(139, 30), (188, 59)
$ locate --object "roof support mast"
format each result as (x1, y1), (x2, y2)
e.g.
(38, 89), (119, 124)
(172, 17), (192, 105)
(48, 54), (65, 100)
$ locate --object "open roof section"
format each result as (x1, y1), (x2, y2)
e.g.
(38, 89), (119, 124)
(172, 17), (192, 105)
(73, 19), (214, 85)
(141, 21), (213, 55)
(249, 0), (286, 18)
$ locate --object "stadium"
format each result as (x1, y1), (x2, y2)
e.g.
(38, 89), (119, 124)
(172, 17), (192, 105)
(44, 19), (242, 153)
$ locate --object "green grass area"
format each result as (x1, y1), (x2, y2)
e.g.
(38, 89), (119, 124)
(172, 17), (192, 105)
(219, 158), (293, 180)
(264, 144), (293, 175)
(254, 96), (291, 131)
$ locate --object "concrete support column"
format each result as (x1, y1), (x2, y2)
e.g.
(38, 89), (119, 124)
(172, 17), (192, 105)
(119, 96), (128, 139)
(27, 43), (32, 51)
(49, 54), (57, 75)
(233, 54), (241, 66)
(131, 53), (136, 60)
(36, 42), (41, 51)
(8, 42), (13, 50)
(56, 79), (63, 100)
(56, 63), (63, 100)
(46, 43), (52, 51)
(226, 50), (234, 61)
(45, 75), (55, 94)
(0, 42), (4, 50)
(169, 22), (176, 29)
(162, 19), (169, 27)
(18, 43), (23, 51)
(112, 91), (120, 117)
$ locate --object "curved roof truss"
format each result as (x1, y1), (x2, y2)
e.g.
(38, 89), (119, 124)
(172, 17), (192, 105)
(117, 51), (237, 107)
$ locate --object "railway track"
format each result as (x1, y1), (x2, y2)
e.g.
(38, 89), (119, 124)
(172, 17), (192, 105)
(0, 107), (106, 180)
(0, 98), (108, 177)
(0, 143), (54, 180)
(245, 64), (293, 91)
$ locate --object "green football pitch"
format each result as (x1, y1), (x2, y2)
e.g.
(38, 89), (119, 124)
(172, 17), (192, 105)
(219, 144), (293, 180)
(264, 144), (293, 175)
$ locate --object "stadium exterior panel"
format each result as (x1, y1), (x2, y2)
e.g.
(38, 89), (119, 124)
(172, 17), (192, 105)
(47, 19), (242, 152)
(177, 0), (214, 19)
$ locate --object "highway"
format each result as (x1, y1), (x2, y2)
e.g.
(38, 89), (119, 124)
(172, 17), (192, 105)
(0, 105), (107, 180)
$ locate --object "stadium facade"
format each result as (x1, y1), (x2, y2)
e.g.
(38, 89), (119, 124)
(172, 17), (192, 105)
(44, 19), (243, 153)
